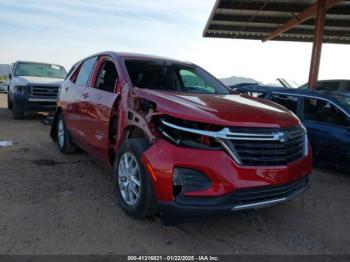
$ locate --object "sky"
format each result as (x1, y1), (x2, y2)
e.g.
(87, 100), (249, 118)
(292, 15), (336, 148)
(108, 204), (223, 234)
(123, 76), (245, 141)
(0, 0), (349, 85)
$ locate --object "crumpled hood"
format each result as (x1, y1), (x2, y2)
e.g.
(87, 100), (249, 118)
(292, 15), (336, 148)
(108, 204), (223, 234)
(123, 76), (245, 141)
(134, 88), (300, 128)
(13, 76), (64, 86)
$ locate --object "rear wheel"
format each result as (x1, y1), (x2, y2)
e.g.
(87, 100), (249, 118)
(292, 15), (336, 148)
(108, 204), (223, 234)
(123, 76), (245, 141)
(114, 139), (157, 219)
(56, 113), (77, 154)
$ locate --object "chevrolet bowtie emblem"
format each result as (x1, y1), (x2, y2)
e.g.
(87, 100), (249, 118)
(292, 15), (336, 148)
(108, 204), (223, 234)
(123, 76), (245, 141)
(275, 132), (287, 143)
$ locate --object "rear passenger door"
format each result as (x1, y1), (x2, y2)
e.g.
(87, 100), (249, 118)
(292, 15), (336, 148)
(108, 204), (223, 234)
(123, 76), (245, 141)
(65, 56), (98, 150)
(301, 97), (350, 167)
(81, 56), (121, 162)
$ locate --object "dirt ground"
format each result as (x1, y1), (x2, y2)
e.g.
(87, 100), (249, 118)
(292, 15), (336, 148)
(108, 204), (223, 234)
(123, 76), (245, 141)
(0, 93), (349, 255)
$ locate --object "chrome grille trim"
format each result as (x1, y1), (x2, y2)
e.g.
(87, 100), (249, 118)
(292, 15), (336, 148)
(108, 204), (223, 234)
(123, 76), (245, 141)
(161, 120), (298, 141)
(30, 85), (59, 97)
(161, 119), (307, 166)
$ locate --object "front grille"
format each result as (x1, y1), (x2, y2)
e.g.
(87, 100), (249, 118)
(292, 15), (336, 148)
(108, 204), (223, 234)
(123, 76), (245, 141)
(231, 176), (309, 206)
(225, 125), (306, 166)
(30, 85), (59, 97)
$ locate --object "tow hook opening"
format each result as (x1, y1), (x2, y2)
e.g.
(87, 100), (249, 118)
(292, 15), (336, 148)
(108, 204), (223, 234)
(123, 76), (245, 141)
(172, 168), (211, 198)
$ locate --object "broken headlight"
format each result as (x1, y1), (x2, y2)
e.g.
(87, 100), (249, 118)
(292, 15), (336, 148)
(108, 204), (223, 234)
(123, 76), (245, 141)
(156, 116), (222, 150)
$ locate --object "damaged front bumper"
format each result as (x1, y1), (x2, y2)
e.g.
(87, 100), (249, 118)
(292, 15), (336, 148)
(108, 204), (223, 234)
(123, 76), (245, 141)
(159, 176), (310, 218)
(141, 139), (312, 217)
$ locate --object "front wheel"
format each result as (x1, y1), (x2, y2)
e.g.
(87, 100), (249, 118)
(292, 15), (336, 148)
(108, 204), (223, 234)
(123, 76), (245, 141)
(11, 103), (24, 119)
(114, 139), (157, 219)
(7, 93), (12, 110)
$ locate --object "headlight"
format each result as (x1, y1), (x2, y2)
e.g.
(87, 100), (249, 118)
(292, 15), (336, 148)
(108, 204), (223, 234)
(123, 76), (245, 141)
(15, 86), (26, 95)
(300, 123), (309, 156)
(156, 116), (223, 150)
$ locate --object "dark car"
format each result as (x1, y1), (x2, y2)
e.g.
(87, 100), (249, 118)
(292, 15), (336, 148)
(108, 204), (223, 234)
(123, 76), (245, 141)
(50, 52), (312, 224)
(235, 85), (350, 172)
(299, 79), (350, 92)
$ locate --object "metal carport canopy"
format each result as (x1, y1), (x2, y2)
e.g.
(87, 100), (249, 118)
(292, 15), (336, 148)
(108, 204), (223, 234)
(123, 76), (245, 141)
(203, 0), (350, 89)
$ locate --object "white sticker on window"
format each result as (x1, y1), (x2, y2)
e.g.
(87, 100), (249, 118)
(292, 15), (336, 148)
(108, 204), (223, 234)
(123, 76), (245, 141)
(51, 65), (60, 70)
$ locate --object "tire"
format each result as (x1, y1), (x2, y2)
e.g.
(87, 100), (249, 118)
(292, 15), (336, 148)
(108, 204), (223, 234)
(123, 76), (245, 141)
(56, 112), (77, 154)
(114, 139), (157, 219)
(7, 94), (12, 110)
(11, 103), (24, 119)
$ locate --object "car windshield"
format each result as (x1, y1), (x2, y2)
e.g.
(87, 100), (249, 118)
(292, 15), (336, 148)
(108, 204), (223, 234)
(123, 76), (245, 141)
(14, 62), (67, 79)
(124, 59), (229, 95)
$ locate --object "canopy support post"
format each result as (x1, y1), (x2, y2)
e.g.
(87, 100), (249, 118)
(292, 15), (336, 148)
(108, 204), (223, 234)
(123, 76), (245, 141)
(308, 0), (326, 90)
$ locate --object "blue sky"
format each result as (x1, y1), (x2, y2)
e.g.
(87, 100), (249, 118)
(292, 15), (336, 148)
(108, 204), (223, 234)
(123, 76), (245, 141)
(0, 0), (349, 84)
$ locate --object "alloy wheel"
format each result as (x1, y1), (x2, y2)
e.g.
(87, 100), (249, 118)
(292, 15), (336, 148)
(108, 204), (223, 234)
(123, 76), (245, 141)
(57, 119), (65, 148)
(118, 152), (141, 206)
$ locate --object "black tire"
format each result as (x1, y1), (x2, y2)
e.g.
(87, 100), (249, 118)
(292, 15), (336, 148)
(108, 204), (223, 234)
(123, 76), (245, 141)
(56, 112), (77, 154)
(11, 103), (24, 119)
(7, 94), (12, 110)
(113, 139), (157, 219)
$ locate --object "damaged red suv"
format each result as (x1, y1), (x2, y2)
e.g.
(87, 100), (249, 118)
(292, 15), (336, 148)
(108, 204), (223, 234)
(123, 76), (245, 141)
(51, 52), (312, 222)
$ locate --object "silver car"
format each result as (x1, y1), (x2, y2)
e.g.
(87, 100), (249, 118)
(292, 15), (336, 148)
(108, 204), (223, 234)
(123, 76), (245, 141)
(0, 80), (8, 93)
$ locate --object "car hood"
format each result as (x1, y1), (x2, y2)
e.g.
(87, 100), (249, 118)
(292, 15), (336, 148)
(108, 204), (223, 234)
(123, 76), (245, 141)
(13, 76), (64, 86)
(134, 88), (300, 128)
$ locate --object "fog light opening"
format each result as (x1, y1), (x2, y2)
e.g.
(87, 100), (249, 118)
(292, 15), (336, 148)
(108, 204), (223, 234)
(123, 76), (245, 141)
(172, 168), (211, 198)
(172, 168), (183, 197)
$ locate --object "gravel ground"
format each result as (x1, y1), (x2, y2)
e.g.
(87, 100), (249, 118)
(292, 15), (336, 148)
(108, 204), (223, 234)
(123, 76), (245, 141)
(0, 93), (349, 255)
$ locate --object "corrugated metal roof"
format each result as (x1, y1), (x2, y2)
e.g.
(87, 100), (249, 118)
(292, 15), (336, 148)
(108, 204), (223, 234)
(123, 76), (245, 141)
(203, 0), (350, 44)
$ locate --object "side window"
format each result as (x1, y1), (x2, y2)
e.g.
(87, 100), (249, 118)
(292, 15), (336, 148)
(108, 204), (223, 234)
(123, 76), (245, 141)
(95, 60), (119, 93)
(346, 81), (350, 91)
(316, 81), (339, 91)
(270, 94), (298, 113)
(178, 69), (216, 94)
(75, 56), (98, 86)
(303, 98), (349, 127)
(65, 65), (76, 81)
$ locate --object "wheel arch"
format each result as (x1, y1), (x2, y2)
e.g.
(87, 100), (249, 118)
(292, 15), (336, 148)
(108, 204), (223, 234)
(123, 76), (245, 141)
(109, 125), (151, 166)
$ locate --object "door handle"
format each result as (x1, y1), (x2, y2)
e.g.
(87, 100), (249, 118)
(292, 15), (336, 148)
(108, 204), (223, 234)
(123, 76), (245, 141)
(82, 92), (89, 99)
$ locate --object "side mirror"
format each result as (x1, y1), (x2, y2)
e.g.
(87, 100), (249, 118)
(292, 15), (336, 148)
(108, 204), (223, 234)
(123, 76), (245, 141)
(8, 73), (12, 80)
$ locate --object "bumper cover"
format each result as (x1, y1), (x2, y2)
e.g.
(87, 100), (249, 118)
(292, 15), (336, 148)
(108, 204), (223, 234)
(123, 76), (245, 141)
(159, 176), (310, 217)
(141, 139), (312, 202)
(12, 94), (57, 112)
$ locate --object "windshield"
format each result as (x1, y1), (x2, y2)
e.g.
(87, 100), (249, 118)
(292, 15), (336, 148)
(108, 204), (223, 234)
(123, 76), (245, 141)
(14, 62), (67, 79)
(124, 59), (229, 95)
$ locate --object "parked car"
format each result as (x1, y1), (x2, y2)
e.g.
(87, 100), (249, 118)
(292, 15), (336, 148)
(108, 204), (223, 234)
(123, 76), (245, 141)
(299, 79), (350, 92)
(50, 52), (312, 223)
(7, 61), (67, 118)
(0, 80), (7, 93)
(235, 85), (350, 171)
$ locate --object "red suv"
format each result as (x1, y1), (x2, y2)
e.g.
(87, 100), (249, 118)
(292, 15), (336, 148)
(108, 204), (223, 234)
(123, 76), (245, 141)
(51, 52), (312, 223)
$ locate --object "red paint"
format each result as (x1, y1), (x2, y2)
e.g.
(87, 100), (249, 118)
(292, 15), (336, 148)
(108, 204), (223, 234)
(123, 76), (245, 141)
(142, 140), (312, 201)
(133, 88), (300, 128)
(54, 51), (312, 204)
